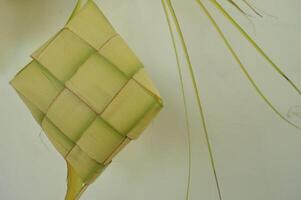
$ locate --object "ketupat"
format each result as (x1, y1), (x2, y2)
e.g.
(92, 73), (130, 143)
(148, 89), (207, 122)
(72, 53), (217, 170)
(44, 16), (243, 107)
(10, 0), (163, 199)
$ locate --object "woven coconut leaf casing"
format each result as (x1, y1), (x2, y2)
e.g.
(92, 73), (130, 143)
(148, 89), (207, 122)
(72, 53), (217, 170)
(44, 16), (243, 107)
(10, 1), (163, 199)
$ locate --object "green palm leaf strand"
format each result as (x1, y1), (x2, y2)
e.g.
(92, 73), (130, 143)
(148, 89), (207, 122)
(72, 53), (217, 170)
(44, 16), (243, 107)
(161, 2), (193, 200)
(240, 0), (263, 17)
(212, 0), (301, 96)
(195, 0), (300, 129)
(162, 0), (300, 199)
(226, 0), (248, 16)
(162, 0), (223, 200)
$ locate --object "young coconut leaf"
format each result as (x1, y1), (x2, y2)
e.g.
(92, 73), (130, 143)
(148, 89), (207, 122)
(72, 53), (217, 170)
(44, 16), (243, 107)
(162, 0), (300, 199)
(161, 2), (193, 200)
(162, 0), (223, 200)
(241, 0), (263, 17)
(195, 0), (300, 129)
(211, 0), (301, 96)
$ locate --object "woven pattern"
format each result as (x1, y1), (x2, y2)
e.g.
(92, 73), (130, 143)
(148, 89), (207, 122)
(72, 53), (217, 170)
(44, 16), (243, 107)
(11, 1), (162, 187)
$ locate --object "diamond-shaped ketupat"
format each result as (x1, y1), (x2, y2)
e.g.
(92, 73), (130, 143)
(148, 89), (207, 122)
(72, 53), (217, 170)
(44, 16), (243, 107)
(10, 1), (163, 199)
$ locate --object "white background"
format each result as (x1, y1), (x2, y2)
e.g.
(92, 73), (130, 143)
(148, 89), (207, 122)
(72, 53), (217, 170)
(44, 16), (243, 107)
(0, 0), (301, 200)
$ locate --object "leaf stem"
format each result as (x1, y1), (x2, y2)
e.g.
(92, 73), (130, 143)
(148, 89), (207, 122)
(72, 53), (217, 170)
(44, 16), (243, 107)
(162, 0), (223, 199)
(161, 1), (192, 199)
(210, 0), (301, 96)
(195, 0), (300, 129)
